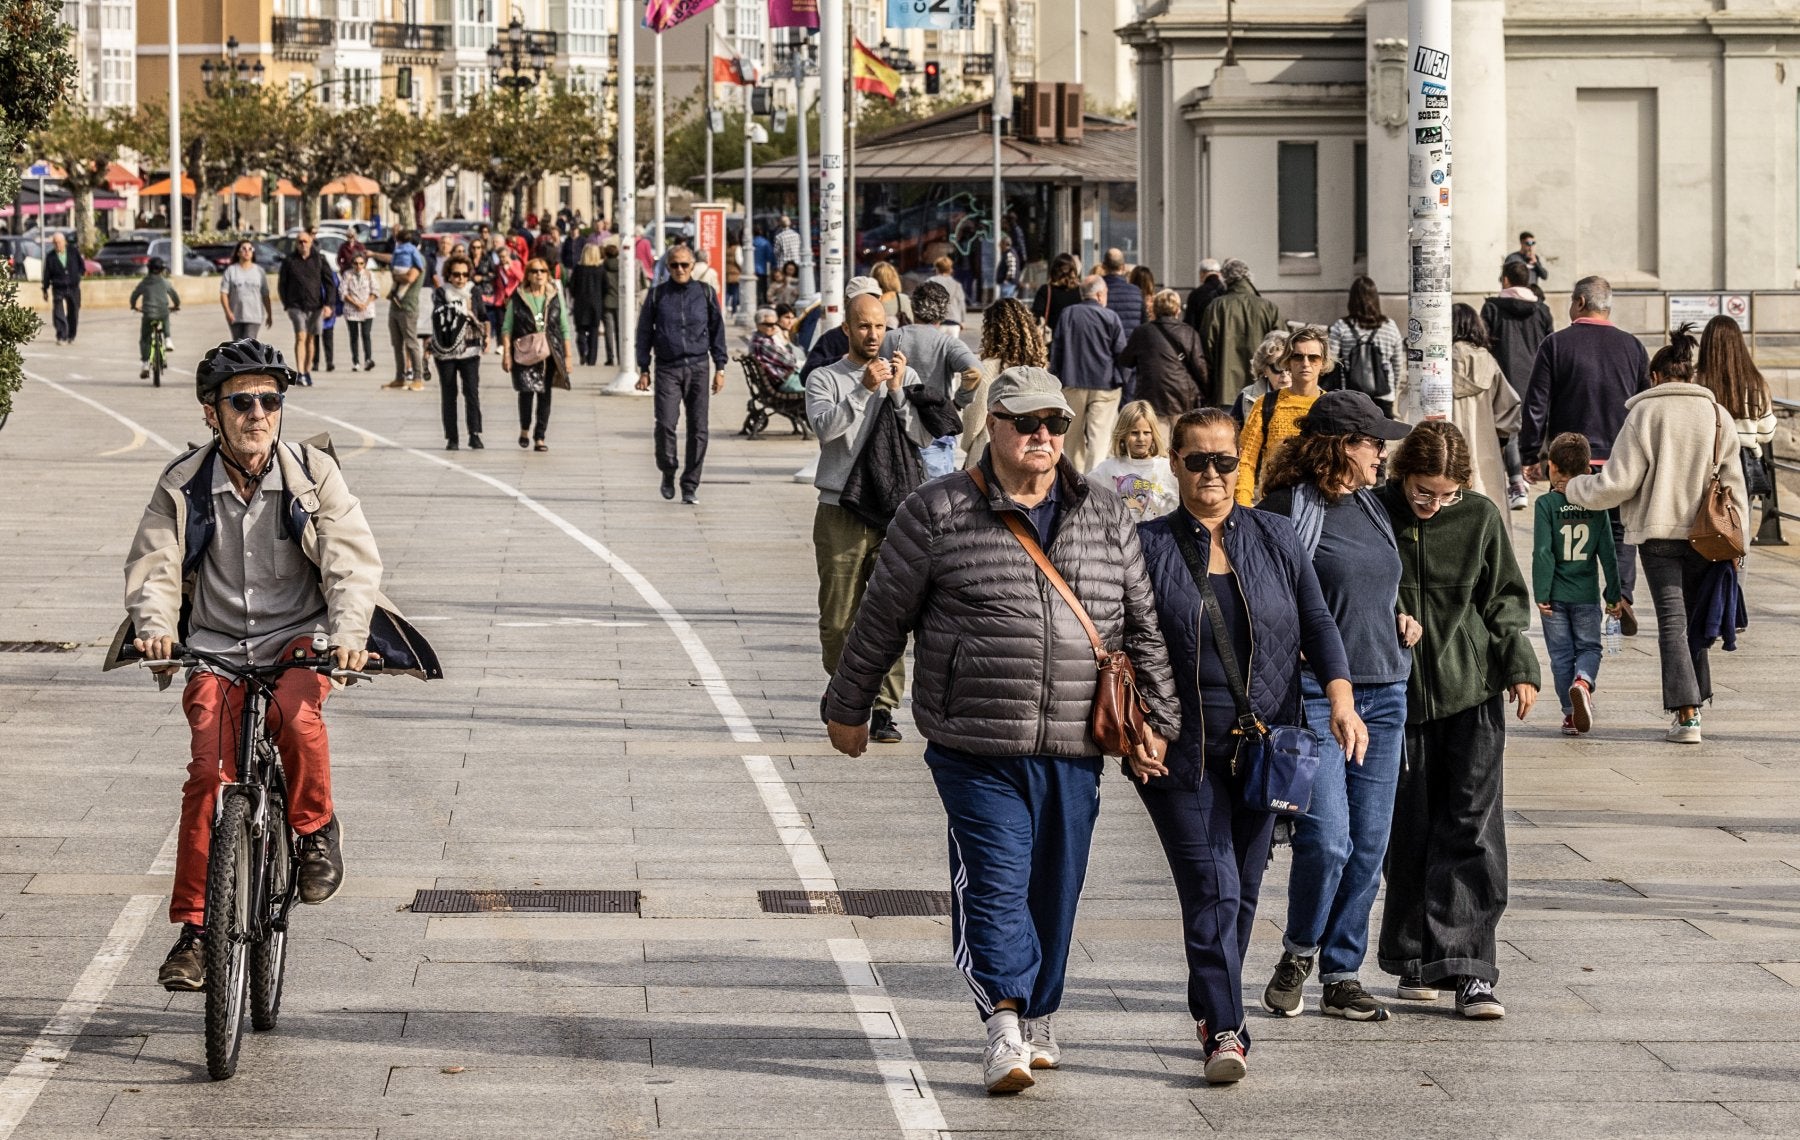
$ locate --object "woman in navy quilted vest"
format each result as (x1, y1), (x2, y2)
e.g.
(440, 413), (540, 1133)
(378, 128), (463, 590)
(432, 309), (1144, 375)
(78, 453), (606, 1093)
(1130, 406), (1366, 1086)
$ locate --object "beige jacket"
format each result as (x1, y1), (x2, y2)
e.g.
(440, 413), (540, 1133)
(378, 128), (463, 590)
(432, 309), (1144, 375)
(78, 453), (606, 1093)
(107, 438), (439, 679)
(1451, 341), (1520, 513)
(1564, 382), (1749, 545)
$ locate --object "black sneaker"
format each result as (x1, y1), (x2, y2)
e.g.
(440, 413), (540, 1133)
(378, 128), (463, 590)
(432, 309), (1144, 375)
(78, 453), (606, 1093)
(297, 815), (345, 904)
(1261, 950), (1313, 1017)
(869, 708), (903, 744)
(1396, 974), (1441, 1001)
(468, 435), (484, 450)
(681, 491), (698, 505)
(158, 923), (206, 991)
(1322, 979), (1391, 1021)
(660, 472), (676, 500)
(1455, 976), (1505, 1019)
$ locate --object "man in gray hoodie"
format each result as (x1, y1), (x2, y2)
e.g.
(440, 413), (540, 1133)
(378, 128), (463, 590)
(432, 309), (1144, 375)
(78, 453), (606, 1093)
(805, 292), (933, 743)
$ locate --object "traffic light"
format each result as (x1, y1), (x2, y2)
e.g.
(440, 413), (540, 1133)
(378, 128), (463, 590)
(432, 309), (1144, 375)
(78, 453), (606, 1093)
(924, 60), (940, 95)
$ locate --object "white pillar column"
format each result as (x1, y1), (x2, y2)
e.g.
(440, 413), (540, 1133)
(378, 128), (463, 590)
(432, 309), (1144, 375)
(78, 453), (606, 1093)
(1451, 0), (1507, 295)
(1405, 0), (1452, 421)
(817, 0), (845, 329)
(606, 0), (646, 395)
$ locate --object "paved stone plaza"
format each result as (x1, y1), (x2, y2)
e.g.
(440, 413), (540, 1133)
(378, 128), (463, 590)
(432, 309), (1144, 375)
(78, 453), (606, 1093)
(3, 309), (1800, 1138)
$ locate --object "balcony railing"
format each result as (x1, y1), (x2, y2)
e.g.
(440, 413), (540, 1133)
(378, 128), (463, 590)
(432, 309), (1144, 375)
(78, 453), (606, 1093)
(272, 16), (333, 49)
(371, 21), (448, 51)
(962, 52), (994, 76)
(523, 29), (557, 55)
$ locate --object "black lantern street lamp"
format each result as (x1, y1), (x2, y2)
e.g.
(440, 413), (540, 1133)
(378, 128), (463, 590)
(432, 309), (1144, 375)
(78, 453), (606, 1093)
(200, 35), (266, 94)
(488, 12), (547, 95)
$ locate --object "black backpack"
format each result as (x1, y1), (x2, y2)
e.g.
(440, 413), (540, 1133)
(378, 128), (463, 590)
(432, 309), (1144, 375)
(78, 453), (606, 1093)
(1342, 327), (1387, 397)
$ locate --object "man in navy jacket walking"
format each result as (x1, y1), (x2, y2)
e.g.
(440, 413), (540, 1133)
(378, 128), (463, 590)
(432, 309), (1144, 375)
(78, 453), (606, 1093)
(636, 248), (728, 504)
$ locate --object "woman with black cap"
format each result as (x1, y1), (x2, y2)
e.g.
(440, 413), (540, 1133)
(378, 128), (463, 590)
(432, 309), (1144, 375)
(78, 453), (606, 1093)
(1252, 391), (1418, 1024)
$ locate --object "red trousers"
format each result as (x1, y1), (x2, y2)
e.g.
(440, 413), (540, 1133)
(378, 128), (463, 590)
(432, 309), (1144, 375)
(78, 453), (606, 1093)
(172, 644), (334, 925)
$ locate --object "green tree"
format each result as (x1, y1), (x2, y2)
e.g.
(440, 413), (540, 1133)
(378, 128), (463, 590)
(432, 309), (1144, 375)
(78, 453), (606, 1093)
(0, 0), (79, 424)
(349, 104), (457, 232)
(25, 103), (141, 254)
(460, 84), (593, 231)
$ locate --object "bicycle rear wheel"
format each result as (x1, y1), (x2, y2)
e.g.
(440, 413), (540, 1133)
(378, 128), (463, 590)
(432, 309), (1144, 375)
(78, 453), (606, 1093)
(250, 787), (291, 1031)
(203, 792), (254, 1080)
(151, 350), (162, 387)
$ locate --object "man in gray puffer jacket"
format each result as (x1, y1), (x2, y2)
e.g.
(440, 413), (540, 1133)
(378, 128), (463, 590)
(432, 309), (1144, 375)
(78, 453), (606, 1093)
(826, 365), (1180, 1096)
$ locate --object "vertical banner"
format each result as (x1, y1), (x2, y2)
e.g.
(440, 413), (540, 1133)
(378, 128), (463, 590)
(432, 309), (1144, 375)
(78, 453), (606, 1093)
(1405, 0), (1452, 422)
(694, 202), (728, 315)
(769, 0), (819, 30)
(885, 0), (975, 30)
(645, 0), (717, 31)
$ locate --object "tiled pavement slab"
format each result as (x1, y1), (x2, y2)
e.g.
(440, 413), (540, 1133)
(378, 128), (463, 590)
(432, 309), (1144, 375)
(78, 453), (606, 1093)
(2, 309), (1799, 1137)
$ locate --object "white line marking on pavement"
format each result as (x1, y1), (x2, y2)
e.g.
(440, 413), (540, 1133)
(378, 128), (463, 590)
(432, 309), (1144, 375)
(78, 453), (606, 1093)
(290, 406), (950, 1139)
(0, 379), (181, 1140)
(24, 370), (177, 455)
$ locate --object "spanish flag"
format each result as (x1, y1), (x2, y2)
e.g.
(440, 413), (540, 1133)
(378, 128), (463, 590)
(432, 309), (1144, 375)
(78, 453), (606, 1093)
(852, 38), (900, 102)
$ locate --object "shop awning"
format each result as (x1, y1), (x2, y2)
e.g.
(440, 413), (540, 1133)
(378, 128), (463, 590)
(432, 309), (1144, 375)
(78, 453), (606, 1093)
(320, 175), (379, 196)
(103, 161), (142, 190)
(224, 175), (300, 198)
(139, 174), (197, 197)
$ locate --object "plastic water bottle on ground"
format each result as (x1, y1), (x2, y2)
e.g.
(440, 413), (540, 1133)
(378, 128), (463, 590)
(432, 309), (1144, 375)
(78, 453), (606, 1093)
(1603, 614), (1623, 656)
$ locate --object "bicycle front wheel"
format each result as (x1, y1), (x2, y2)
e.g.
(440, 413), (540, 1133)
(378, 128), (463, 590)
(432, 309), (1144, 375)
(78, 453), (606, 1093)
(203, 792), (254, 1080)
(250, 788), (291, 1031)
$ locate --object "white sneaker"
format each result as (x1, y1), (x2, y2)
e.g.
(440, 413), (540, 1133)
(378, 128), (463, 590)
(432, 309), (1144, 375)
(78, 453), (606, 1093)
(1667, 712), (1702, 745)
(1022, 1015), (1059, 1070)
(1202, 1029), (1248, 1084)
(982, 1034), (1034, 1094)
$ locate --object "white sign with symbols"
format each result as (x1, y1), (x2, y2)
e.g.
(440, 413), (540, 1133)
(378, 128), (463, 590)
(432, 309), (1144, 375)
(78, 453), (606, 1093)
(1669, 294), (1753, 333)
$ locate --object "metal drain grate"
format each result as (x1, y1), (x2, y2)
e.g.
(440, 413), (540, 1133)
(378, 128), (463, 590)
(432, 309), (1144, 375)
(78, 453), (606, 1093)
(0, 641), (79, 653)
(409, 889), (640, 914)
(759, 889), (952, 917)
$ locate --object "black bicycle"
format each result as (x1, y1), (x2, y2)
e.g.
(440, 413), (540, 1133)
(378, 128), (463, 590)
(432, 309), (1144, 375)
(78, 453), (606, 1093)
(140, 638), (377, 1080)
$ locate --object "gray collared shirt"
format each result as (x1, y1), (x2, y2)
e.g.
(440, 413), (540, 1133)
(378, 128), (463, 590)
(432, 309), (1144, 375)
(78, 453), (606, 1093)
(187, 455), (329, 665)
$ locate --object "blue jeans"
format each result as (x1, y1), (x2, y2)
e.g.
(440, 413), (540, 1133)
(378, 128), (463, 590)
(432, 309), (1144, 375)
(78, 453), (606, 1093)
(925, 745), (1103, 1021)
(919, 436), (958, 479)
(1541, 601), (1602, 713)
(1282, 676), (1408, 983)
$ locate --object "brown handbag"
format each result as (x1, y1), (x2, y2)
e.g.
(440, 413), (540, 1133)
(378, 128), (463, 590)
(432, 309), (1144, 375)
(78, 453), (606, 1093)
(968, 469), (1154, 756)
(1689, 409), (1746, 562)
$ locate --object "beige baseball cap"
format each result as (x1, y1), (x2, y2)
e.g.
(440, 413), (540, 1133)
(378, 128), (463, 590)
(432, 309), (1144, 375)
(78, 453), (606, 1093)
(987, 365), (1073, 417)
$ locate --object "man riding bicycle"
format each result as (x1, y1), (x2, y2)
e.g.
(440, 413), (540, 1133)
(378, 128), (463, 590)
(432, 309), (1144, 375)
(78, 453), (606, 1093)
(106, 338), (439, 991)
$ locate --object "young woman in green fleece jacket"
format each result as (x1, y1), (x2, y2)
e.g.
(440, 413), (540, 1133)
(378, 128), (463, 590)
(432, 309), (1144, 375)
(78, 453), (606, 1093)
(1375, 421), (1541, 1021)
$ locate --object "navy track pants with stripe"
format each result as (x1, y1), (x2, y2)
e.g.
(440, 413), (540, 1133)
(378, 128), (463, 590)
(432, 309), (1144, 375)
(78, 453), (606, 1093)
(925, 744), (1103, 1021)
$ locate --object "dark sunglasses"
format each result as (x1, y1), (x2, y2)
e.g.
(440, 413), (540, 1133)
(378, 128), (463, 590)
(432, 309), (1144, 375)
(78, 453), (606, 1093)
(669, 261), (694, 270)
(447, 271), (470, 280)
(996, 412), (1073, 437)
(222, 391), (284, 414)
(1179, 450), (1240, 474)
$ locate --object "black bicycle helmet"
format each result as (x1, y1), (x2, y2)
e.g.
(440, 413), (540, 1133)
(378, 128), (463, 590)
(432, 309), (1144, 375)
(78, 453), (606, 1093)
(195, 338), (298, 404)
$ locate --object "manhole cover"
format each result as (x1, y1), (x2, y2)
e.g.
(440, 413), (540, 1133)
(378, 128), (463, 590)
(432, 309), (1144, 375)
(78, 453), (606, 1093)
(409, 889), (640, 914)
(759, 889), (952, 917)
(0, 641), (79, 653)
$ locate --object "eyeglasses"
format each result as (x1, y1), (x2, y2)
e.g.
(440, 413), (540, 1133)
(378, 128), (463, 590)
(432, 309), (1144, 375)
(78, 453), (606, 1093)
(1523, 240), (1536, 247)
(527, 268), (547, 275)
(996, 412), (1073, 437)
(1179, 451), (1241, 475)
(669, 261), (694, 270)
(447, 271), (469, 280)
(1407, 484), (1463, 508)
(757, 321), (776, 328)
(1347, 434), (1387, 451)
(222, 391), (284, 414)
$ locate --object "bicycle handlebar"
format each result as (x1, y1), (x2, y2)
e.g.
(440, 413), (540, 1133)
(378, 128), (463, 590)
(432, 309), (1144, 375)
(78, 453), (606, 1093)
(135, 642), (383, 683)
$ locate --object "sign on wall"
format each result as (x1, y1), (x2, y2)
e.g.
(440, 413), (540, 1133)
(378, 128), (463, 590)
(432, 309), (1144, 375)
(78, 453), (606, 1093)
(694, 202), (728, 315)
(1669, 293), (1753, 333)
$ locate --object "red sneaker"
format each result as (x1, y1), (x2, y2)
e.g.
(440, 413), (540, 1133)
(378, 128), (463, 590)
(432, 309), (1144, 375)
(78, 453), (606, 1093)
(1569, 678), (1594, 734)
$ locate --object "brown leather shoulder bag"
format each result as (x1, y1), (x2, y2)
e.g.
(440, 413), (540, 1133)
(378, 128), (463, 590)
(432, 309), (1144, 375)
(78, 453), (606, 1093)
(1689, 408), (1746, 562)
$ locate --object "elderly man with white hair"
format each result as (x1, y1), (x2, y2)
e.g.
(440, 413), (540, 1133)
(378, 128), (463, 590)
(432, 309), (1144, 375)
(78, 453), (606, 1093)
(1048, 275), (1127, 471)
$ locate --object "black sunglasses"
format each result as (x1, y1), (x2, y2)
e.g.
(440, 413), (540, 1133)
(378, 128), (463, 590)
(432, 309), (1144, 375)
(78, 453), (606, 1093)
(1179, 450), (1240, 474)
(669, 261), (694, 269)
(447, 271), (469, 279)
(223, 391), (285, 414)
(996, 412), (1073, 437)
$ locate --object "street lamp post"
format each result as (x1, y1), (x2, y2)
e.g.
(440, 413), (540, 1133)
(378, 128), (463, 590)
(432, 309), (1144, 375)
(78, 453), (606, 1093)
(167, 0), (183, 276)
(604, 0), (644, 395)
(789, 40), (816, 304)
(488, 9), (548, 226)
(200, 37), (266, 234)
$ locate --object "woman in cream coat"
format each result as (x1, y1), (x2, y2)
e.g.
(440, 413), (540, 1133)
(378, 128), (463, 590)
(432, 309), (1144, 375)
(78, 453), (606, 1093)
(1564, 326), (1746, 745)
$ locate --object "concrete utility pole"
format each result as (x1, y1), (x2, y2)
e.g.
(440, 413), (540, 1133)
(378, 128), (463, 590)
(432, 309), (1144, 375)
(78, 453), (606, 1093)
(817, 0), (844, 330)
(168, 0), (184, 276)
(990, 8), (1008, 304)
(792, 45), (816, 304)
(654, 31), (666, 260)
(1405, 0), (1453, 420)
(606, 0), (644, 395)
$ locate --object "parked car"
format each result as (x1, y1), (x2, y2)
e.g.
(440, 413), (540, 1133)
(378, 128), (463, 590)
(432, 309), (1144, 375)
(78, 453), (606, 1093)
(191, 238), (284, 273)
(276, 229), (347, 262)
(0, 236), (43, 282)
(148, 239), (215, 276)
(428, 218), (480, 237)
(96, 238), (213, 276)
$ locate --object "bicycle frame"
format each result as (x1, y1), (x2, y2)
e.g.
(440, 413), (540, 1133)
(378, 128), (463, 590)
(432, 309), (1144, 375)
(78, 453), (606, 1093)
(217, 672), (298, 949)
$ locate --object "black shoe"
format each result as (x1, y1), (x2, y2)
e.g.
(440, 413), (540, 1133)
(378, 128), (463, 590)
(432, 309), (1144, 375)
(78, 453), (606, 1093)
(296, 815), (345, 905)
(1455, 976), (1505, 1019)
(660, 473), (677, 500)
(1261, 950), (1313, 1017)
(869, 708), (903, 744)
(1396, 974), (1441, 1000)
(681, 491), (698, 505)
(326, 362), (336, 372)
(446, 439), (459, 451)
(159, 923), (206, 991)
(1322, 978), (1391, 1021)
(468, 435), (484, 449)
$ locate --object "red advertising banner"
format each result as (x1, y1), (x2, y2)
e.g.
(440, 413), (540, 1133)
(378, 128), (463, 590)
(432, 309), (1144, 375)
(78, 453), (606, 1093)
(694, 203), (727, 315)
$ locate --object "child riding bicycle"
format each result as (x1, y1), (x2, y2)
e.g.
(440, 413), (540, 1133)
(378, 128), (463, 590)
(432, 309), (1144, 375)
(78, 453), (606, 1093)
(129, 256), (181, 379)
(106, 337), (440, 991)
